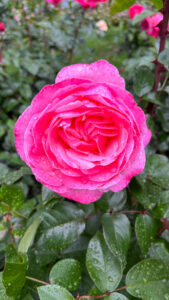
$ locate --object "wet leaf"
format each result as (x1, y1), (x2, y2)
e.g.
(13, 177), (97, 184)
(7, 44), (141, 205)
(35, 202), (85, 252)
(149, 241), (169, 268)
(134, 66), (154, 97)
(49, 258), (82, 291)
(104, 293), (128, 299)
(102, 213), (131, 268)
(0, 185), (24, 214)
(126, 259), (169, 300)
(135, 215), (160, 256)
(38, 284), (75, 300)
(0, 166), (32, 185)
(18, 218), (41, 254)
(86, 232), (122, 293)
(96, 190), (127, 212)
(2, 245), (27, 297)
(0, 273), (12, 300)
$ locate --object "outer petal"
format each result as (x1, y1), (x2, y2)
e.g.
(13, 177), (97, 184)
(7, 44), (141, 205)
(41, 183), (103, 204)
(55, 60), (125, 89)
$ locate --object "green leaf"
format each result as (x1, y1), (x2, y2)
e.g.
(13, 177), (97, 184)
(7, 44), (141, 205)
(96, 190), (127, 212)
(23, 58), (40, 75)
(17, 198), (36, 218)
(18, 218), (41, 254)
(140, 155), (169, 190)
(49, 259), (82, 291)
(42, 186), (61, 203)
(38, 284), (75, 300)
(157, 106), (169, 132)
(143, 92), (164, 106)
(22, 295), (34, 300)
(135, 215), (160, 256)
(0, 164), (9, 182)
(0, 166), (32, 185)
(132, 180), (159, 207)
(102, 213), (131, 268)
(134, 66), (154, 97)
(86, 232), (122, 293)
(104, 293), (128, 299)
(158, 49), (169, 70)
(150, 0), (163, 9)
(0, 185), (24, 214)
(0, 273), (12, 300)
(35, 202), (85, 252)
(126, 258), (169, 300)
(110, 0), (135, 14)
(2, 245), (27, 298)
(131, 155), (169, 216)
(149, 241), (169, 267)
(20, 84), (32, 99)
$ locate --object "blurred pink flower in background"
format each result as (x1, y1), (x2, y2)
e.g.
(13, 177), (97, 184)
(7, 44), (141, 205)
(96, 20), (108, 31)
(128, 4), (145, 20)
(141, 13), (163, 38)
(128, 3), (165, 39)
(46, 0), (62, 5)
(75, 0), (108, 9)
(0, 22), (5, 32)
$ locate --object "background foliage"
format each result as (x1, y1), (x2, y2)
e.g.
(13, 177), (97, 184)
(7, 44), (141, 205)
(0, 0), (169, 299)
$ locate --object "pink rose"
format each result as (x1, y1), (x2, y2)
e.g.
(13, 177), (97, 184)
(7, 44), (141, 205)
(128, 4), (145, 20)
(141, 13), (163, 38)
(0, 22), (5, 32)
(14, 60), (151, 204)
(75, 0), (108, 9)
(45, 0), (62, 5)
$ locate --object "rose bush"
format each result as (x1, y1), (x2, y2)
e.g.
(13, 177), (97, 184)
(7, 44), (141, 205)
(14, 60), (151, 204)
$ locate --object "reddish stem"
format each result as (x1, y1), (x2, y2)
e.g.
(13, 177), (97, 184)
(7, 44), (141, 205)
(154, 0), (169, 91)
(158, 218), (169, 236)
(77, 286), (128, 300)
(148, 0), (169, 115)
(83, 210), (147, 221)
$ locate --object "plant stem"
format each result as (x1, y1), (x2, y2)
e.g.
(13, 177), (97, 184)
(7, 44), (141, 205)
(77, 285), (128, 299)
(148, 0), (169, 116)
(159, 69), (169, 94)
(26, 276), (50, 285)
(67, 10), (85, 64)
(154, 0), (169, 92)
(83, 210), (147, 221)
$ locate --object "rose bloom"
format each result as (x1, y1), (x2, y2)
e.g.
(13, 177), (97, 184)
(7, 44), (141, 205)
(128, 4), (145, 20)
(0, 22), (5, 32)
(75, 0), (108, 9)
(141, 13), (163, 38)
(15, 60), (151, 204)
(96, 20), (108, 32)
(45, 0), (62, 5)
